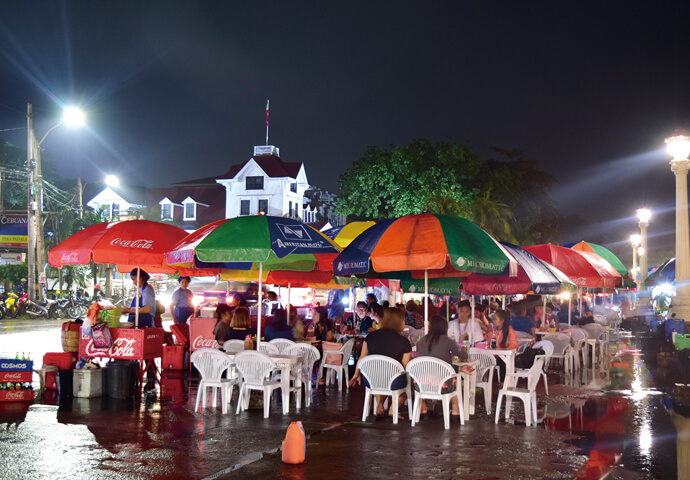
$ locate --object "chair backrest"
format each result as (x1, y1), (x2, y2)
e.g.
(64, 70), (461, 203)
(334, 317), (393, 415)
(582, 323), (607, 341)
(469, 348), (496, 383)
(408, 329), (424, 346)
(338, 338), (356, 367)
(233, 350), (278, 384)
(542, 333), (571, 355)
(258, 342), (280, 355)
(563, 328), (587, 343)
(593, 314), (608, 326)
(526, 358), (545, 391)
(269, 338), (296, 353)
(406, 357), (455, 395)
(357, 354), (405, 390)
(284, 343), (321, 373)
(190, 348), (233, 382)
(223, 339), (246, 354)
(532, 340), (554, 356)
(515, 330), (532, 339)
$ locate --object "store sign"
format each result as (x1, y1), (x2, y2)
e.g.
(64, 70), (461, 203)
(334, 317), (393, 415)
(0, 214), (28, 248)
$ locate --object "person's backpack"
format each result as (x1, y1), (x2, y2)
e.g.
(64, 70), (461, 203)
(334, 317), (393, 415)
(515, 346), (546, 369)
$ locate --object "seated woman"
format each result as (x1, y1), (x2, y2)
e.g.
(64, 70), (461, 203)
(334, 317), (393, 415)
(349, 307), (412, 420)
(416, 315), (474, 421)
(312, 306), (334, 342)
(264, 308), (295, 341)
(214, 304), (234, 346)
(367, 303), (383, 331)
(484, 309), (519, 381)
(226, 306), (257, 340)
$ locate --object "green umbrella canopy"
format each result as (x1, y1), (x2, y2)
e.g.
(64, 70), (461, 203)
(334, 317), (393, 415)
(567, 241), (628, 277)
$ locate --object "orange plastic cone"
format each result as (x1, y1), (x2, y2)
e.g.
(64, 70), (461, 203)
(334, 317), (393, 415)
(281, 421), (305, 464)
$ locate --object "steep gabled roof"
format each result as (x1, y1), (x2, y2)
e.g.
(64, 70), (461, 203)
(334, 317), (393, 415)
(217, 155), (303, 180)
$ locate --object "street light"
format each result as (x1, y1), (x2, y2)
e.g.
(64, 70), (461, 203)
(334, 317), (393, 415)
(105, 175), (119, 187)
(637, 208), (651, 287)
(27, 103), (85, 301)
(665, 129), (690, 323)
(631, 234), (641, 282)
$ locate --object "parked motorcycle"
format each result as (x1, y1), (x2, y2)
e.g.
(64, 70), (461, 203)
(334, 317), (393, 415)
(15, 292), (52, 319)
(4, 292), (20, 318)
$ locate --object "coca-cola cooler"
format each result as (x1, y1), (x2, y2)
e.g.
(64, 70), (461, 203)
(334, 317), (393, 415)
(162, 345), (186, 370)
(42, 352), (78, 391)
(0, 359), (35, 402)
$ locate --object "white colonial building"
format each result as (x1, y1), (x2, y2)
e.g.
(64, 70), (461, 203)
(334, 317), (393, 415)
(215, 145), (309, 219)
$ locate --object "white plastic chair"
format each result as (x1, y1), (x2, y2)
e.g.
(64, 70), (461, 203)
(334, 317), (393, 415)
(269, 338), (296, 353)
(284, 343), (321, 407)
(233, 350), (283, 418)
(563, 328), (588, 370)
(495, 357), (545, 427)
(258, 342), (280, 356)
(191, 348), (238, 414)
(469, 348), (496, 414)
(581, 323), (609, 367)
(223, 339), (245, 354)
(318, 339), (355, 390)
(408, 329), (425, 346)
(357, 355), (412, 425)
(542, 333), (574, 374)
(514, 340), (553, 395)
(406, 357), (464, 429)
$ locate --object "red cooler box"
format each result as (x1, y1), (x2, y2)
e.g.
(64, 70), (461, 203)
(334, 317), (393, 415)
(170, 323), (190, 347)
(162, 345), (185, 370)
(43, 352), (78, 371)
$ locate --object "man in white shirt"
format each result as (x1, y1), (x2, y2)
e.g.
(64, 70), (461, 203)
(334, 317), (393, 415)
(448, 300), (485, 344)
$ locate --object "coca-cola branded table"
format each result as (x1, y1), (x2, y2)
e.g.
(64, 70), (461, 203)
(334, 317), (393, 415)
(79, 327), (165, 385)
(189, 317), (219, 352)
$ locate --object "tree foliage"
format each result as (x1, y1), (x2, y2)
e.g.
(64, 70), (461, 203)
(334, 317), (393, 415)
(335, 140), (560, 244)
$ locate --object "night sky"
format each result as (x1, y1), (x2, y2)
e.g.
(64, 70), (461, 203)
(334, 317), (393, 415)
(2, 1), (690, 265)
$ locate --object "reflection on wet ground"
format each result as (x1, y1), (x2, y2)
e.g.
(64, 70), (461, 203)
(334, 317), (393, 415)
(0, 319), (686, 479)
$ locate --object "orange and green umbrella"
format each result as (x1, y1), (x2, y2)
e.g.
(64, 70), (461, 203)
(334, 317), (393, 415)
(566, 241), (628, 277)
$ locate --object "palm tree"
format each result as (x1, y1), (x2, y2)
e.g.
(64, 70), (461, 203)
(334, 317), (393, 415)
(468, 188), (518, 243)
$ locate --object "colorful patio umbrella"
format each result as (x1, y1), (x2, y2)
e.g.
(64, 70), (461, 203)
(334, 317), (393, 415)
(565, 241), (628, 277)
(48, 220), (189, 327)
(323, 221), (376, 248)
(167, 215), (341, 346)
(334, 213), (512, 332)
(645, 258), (675, 287)
(523, 244), (622, 289)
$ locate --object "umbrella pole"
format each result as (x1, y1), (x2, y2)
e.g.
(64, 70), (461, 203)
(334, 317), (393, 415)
(470, 296), (475, 346)
(446, 296), (450, 321)
(135, 268), (140, 328)
(424, 269), (429, 334)
(257, 262), (263, 348)
(578, 287), (582, 316)
(502, 295), (506, 309)
(542, 296), (547, 328)
(568, 295), (572, 327)
(287, 282), (291, 321)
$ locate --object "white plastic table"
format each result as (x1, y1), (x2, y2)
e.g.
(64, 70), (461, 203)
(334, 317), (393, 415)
(453, 359), (479, 421)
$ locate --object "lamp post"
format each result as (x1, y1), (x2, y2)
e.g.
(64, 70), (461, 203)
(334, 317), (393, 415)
(631, 234), (641, 283)
(27, 103), (85, 301)
(666, 129), (690, 323)
(637, 208), (651, 287)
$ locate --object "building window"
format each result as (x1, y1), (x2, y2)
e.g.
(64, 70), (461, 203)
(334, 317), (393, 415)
(183, 202), (196, 221)
(161, 203), (173, 220)
(258, 199), (268, 215)
(111, 203), (120, 218)
(240, 200), (250, 216)
(295, 205), (299, 218)
(290, 182), (297, 193)
(246, 176), (264, 190)
(288, 201), (293, 217)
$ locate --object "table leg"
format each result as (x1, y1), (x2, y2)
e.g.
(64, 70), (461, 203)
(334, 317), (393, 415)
(469, 370), (476, 415)
(281, 366), (290, 414)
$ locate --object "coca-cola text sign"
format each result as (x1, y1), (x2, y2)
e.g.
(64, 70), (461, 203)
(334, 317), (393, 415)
(109, 238), (154, 249)
(189, 317), (219, 351)
(79, 328), (164, 360)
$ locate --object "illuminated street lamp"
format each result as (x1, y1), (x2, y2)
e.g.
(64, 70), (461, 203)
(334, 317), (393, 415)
(665, 129), (690, 323)
(105, 175), (119, 187)
(637, 208), (651, 287)
(631, 234), (641, 282)
(27, 103), (85, 301)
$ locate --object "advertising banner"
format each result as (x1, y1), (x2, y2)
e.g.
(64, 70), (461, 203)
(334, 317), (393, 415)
(0, 214), (28, 248)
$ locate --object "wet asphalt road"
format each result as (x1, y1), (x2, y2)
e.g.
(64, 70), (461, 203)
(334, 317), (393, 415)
(0, 318), (682, 480)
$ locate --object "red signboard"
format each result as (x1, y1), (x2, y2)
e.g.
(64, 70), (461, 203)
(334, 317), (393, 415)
(79, 327), (164, 361)
(0, 371), (32, 383)
(189, 317), (219, 352)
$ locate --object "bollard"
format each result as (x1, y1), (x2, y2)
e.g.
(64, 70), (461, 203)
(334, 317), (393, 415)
(281, 421), (305, 464)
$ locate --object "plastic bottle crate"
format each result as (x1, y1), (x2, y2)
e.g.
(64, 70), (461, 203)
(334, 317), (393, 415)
(676, 334), (690, 350)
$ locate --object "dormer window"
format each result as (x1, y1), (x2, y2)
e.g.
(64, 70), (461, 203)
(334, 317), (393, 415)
(161, 203), (173, 220)
(246, 176), (264, 190)
(183, 200), (196, 221)
(290, 182), (297, 193)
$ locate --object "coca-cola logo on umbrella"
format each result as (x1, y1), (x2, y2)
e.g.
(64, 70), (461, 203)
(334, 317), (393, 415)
(110, 238), (155, 249)
(61, 252), (80, 263)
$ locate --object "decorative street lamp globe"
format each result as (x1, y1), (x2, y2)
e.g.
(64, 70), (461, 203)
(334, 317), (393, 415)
(63, 106), (85, 126)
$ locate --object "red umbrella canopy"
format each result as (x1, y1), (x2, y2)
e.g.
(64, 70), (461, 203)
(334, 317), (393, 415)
(49, 220), (188, 270)
(523, 244), (621, 289)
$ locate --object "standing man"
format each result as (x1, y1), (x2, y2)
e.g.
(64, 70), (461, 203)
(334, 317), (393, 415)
(170, 276), (195, 324)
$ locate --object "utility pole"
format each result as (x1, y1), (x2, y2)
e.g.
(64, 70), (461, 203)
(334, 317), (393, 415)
(77, 175), (83, 218)
(26, 103), (36, 302)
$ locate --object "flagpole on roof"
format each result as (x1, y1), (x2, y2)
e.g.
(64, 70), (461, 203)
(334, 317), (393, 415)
(265, 100), (269, 145)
